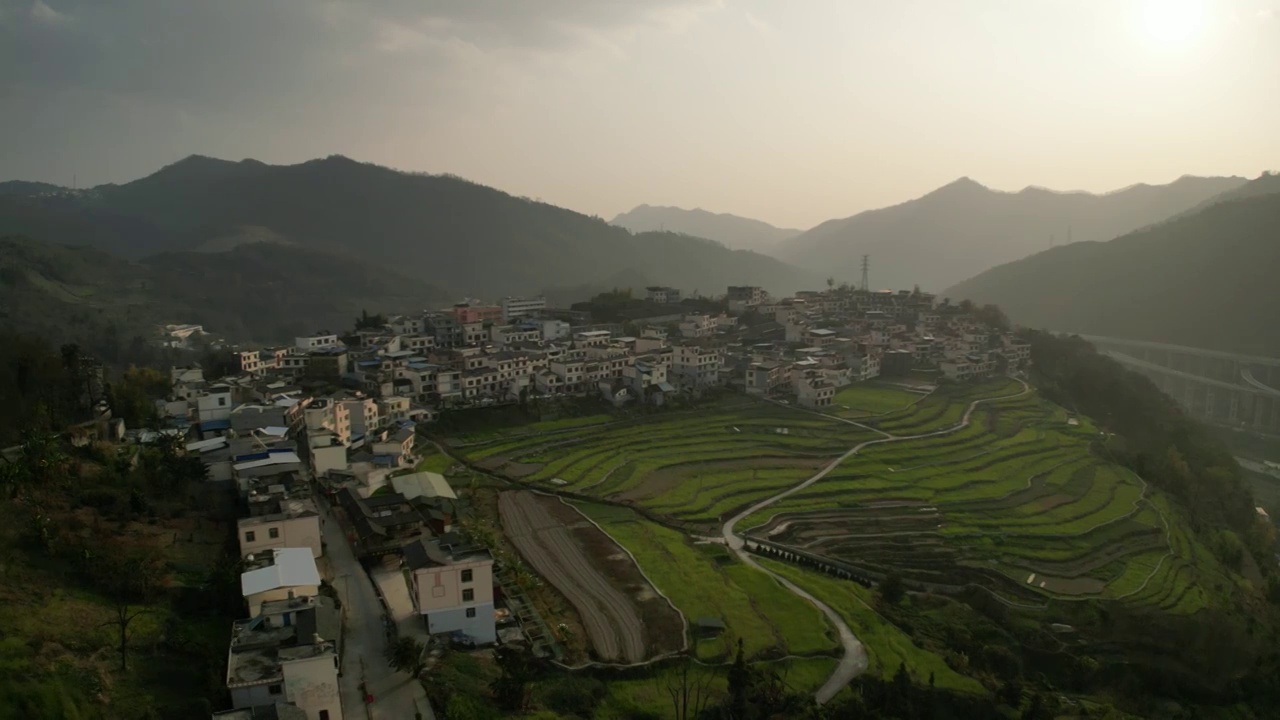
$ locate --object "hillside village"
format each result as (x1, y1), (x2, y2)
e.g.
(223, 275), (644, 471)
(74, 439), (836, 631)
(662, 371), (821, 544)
(118, 283), (1035, 719)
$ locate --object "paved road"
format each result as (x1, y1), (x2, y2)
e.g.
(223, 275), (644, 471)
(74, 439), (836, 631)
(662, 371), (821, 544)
(370, 564), (431, 644)
(721, 378), (1030, 703)
(317, 498), (434, 720)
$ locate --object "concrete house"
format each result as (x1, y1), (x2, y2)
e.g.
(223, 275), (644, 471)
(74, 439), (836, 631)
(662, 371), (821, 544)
(404, 536), (496, 644)
(241, 548), (322, 617)
(225, 595), (342, 720)
(239, 506), (323, 560)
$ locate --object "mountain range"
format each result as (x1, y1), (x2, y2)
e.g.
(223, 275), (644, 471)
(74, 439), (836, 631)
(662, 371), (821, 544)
(945, 173), (1280, 356)
(0, 155), (816, 302)
(610, 205), (801, 254)
(777, 175), (1247, 292)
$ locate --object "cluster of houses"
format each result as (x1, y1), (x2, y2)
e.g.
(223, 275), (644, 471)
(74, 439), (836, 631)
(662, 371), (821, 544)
(170, 283), (1028, 718)
(202, 285), (1030, 428)
(162, 366), (494, 719)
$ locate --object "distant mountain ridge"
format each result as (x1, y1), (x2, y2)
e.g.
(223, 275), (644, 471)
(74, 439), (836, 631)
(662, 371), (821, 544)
(610, 204), (801, 254)
(778, 174), (1248, 293)
(0, 155), (818, 301)
(944, 174), (1280, 356)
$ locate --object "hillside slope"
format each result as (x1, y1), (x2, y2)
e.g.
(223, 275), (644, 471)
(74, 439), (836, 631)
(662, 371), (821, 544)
(780, 175), (1246, 292)
(0, 236), (448, 351)
(944, 188), (1280, 356)
(610, 204), (801, 254)
(0, 156), (817, 298)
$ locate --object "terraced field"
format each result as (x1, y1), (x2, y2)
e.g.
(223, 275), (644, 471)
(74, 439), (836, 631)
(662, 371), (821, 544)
(452, 398), (875, 528)
(742, 386), (1230, 609)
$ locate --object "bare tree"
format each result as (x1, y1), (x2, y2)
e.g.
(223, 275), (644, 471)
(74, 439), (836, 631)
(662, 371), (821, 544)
(664, 654), (715, 720)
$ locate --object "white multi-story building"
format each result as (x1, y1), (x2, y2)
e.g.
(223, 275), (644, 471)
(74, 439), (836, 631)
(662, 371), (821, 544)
(645, 286), (681, 304)
(672, 344), (721, 388)
(500, 296), (547, 322)
(294, 334), (340, 351)
(404, 537), (496, 644)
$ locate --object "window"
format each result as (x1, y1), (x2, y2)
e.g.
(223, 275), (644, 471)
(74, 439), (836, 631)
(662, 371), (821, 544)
(461, 569), (473, 583)
(268, 684), (282, 695)
(462, 589), (474, 602)
(268, 527), (279, 540)
(319, 712), (330, 720)
(218, 396), (227, 406)
(466, 607), (476, 618)
(245, 531), (256, 543)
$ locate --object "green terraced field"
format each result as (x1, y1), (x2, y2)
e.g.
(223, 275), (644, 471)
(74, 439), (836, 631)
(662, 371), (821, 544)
(455, 397), (876, 526)
(743, 384), (1236, 610)
(572, 502), (839, 660)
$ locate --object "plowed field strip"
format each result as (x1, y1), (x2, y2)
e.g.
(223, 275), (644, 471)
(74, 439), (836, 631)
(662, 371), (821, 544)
(500, 491), (646, 662)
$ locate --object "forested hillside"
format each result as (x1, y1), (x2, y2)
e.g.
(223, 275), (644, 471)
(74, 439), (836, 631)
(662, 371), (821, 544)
(0, 235), (448, 355)
(945, 190), (1280, 355)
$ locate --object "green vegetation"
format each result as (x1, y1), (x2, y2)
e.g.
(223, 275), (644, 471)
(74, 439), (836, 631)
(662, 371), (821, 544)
(573, 502), (837, 660)
(761, 560), (982, 693)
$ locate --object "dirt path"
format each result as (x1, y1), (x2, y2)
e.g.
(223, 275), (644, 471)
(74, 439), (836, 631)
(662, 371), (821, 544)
(723, 378), (1031, 704)
(500, 491), (647, 663)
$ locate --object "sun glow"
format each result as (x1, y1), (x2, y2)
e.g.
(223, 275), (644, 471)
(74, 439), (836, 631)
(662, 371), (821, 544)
(1140, 0), (1207, 49)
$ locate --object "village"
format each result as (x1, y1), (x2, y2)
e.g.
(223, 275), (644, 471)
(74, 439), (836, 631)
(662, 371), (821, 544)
(140, 283), (1034, 719)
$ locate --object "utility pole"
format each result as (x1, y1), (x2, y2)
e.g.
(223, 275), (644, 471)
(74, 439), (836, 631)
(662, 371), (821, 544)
(860, 254), (870, 292)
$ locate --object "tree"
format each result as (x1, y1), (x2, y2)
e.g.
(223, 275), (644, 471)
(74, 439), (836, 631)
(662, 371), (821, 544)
(726, 638), (750, 719)
(386, 636), (427, 679)
(878, 572), (906, 606)
(663, 654), (714, 720)
(826, 276), (835, 289)
(490, 645), (534, 713)
(94, 536), (166, 671)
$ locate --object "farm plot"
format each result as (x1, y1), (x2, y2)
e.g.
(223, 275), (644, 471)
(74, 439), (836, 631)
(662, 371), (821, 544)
(740, 387), (1233, 608)
(573, 501), (839, 661)
(499, 491), (683, 663)
(461, 398), (872, 528)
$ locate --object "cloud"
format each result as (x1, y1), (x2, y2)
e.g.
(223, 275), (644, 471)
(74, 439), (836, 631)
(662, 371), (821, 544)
(29, 0), (69, 24)
(1259, 7), (1275, 19)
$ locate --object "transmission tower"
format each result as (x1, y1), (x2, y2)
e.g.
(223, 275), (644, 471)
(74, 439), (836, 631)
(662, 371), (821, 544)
(859, 255), (870, 292)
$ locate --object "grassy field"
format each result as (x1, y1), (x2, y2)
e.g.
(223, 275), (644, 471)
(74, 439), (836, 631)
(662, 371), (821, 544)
(572, 502), (838, 660)
(833, 383), (928, 418)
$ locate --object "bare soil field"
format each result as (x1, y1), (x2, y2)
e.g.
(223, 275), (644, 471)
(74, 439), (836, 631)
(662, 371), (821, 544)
(499, 491), (682, 663)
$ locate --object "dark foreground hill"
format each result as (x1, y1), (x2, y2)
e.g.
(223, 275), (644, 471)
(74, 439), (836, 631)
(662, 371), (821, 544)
(779, 175), (1246, 292)
(945, 182), (1280, 356)
(0, 155), (818, 299)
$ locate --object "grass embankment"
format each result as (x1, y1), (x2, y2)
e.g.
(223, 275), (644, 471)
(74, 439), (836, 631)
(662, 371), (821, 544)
(833, 383), (927, 418)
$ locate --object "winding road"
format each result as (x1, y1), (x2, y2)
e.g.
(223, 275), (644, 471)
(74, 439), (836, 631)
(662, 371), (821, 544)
(721, 378), (1030, 703)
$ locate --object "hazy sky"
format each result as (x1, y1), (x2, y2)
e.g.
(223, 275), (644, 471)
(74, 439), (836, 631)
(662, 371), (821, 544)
(2, 0), (1277, 228)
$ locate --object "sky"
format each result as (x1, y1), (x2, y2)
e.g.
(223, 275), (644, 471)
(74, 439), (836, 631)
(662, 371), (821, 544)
(2, 0), (1277, 229)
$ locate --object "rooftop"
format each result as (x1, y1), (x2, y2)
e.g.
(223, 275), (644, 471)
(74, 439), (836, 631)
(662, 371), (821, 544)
(403, 536), (492, 571)
(241, 548), (321, 597)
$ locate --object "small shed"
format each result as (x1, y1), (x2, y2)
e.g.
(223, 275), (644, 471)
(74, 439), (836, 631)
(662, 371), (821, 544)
(694, 616), (726, 638)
